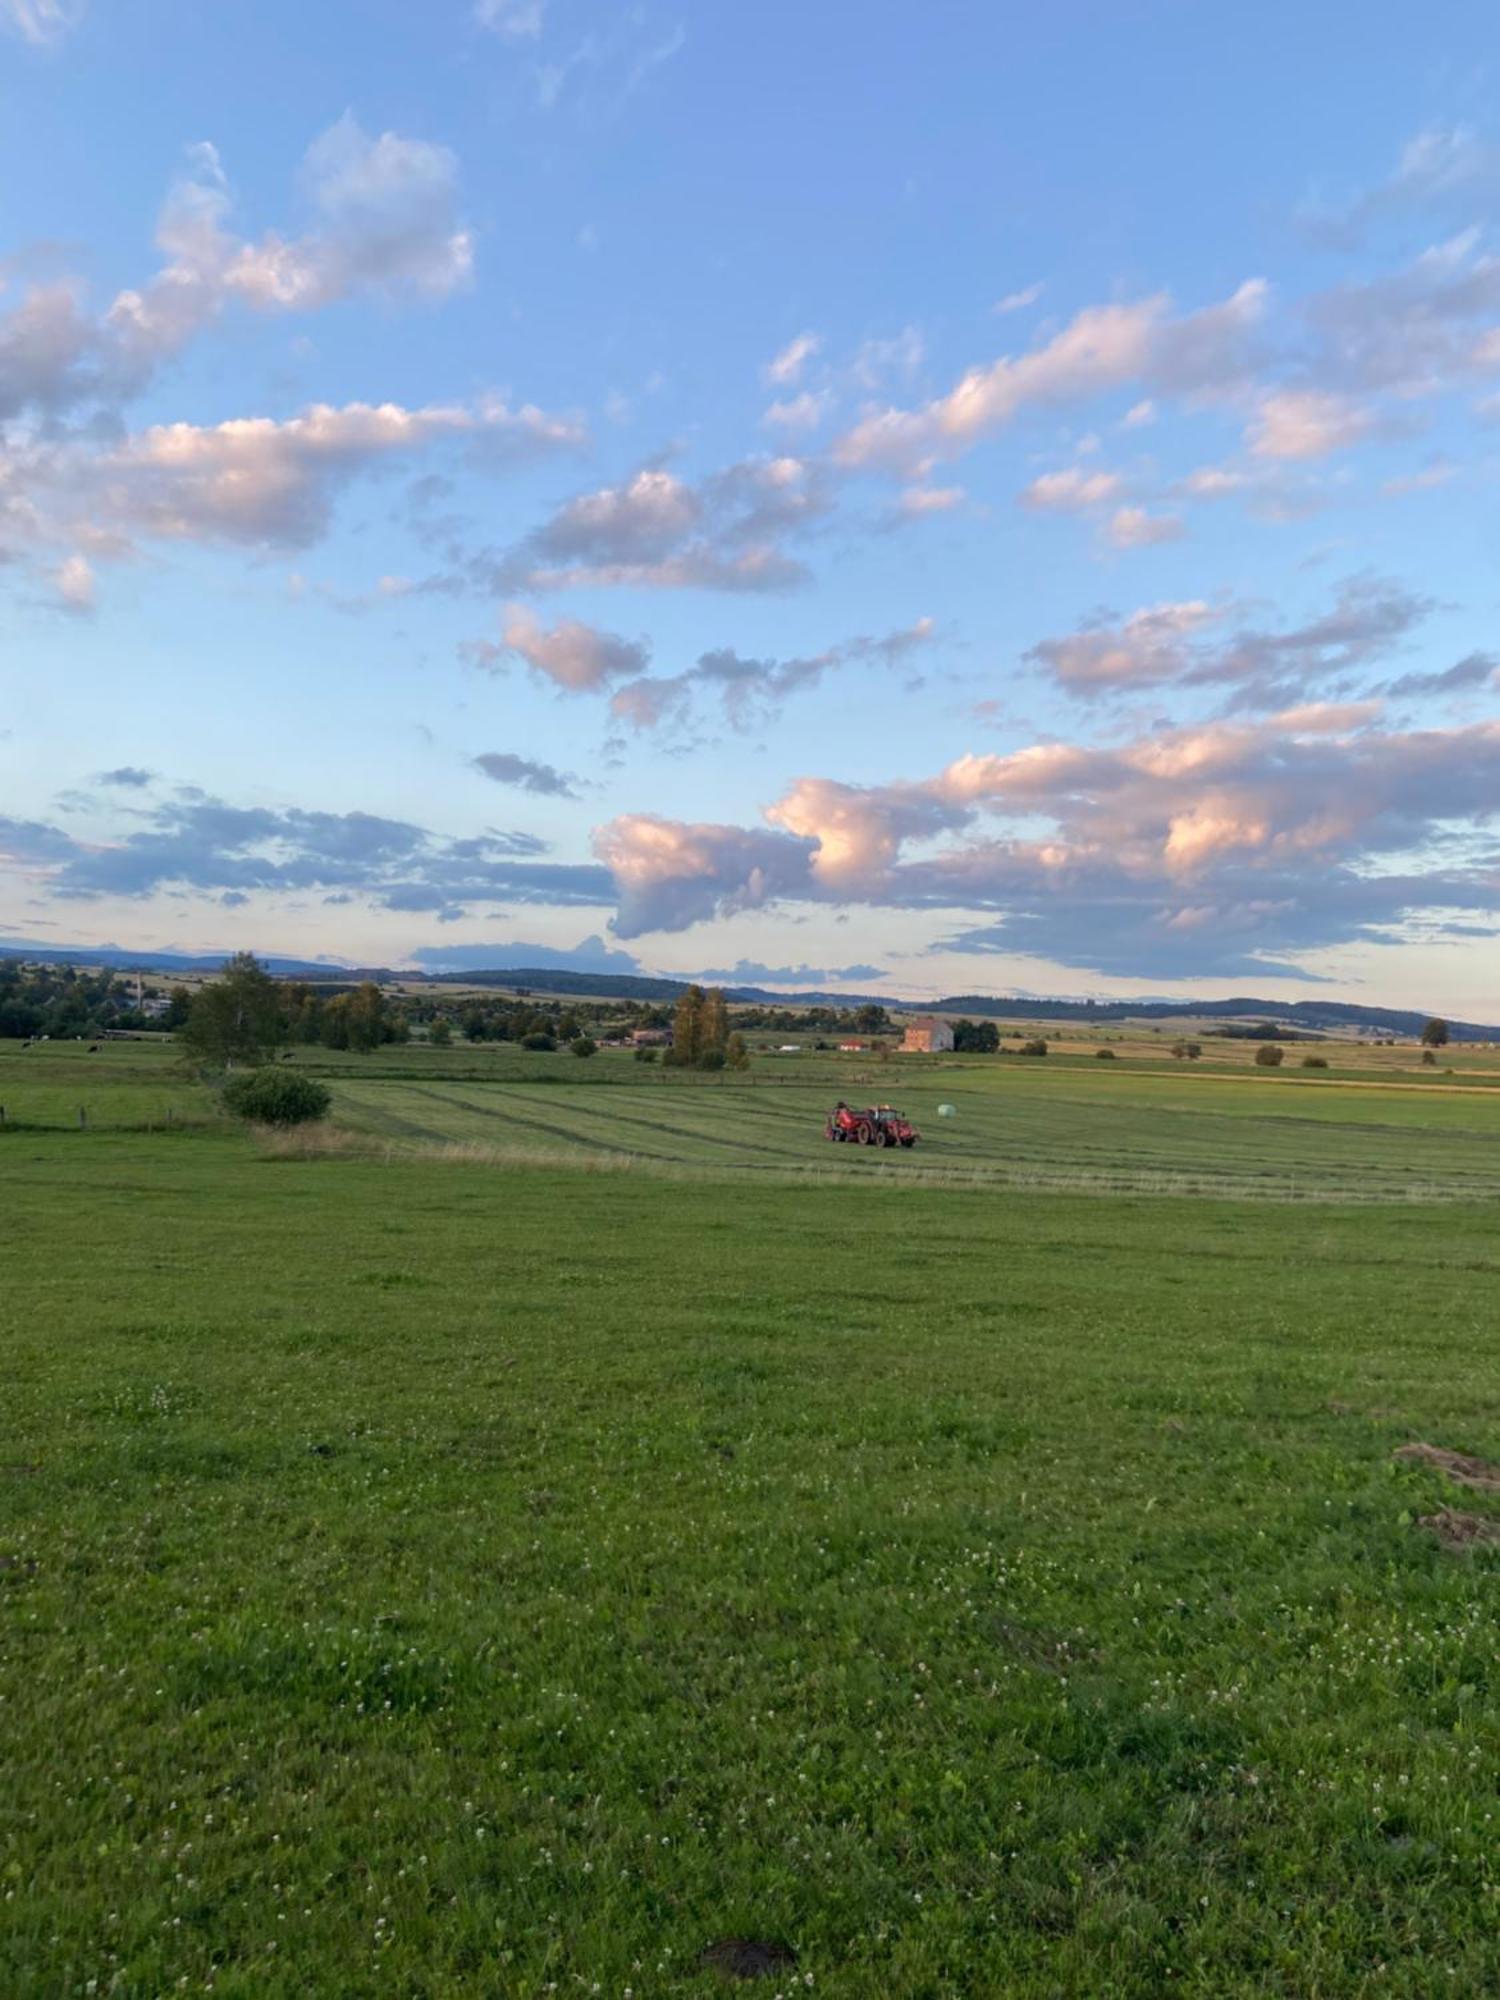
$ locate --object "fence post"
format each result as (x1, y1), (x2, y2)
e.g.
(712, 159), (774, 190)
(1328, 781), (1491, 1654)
(78, 1106), (88, 1130)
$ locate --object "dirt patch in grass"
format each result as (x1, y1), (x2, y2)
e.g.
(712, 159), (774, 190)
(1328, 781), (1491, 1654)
(1395, 1442), (1500, 1492)
(1417, 1508), (1500, 1551)
(698, 1939), (798, 1980)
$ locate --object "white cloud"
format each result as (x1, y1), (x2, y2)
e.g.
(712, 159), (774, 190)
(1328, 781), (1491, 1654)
(762, 390), (828, 432)
(474, 0), (545, 37)
(0, 118), (473, 422)
(897, 484), (964, 516)
(52, 553), (94, 614)
(1, 397), (582, 564)
(1019, 467), (1124, 512)
(994, 283), (1043, 315)
(852, 326), (924, 389)
(835, 280), (1268, 475)
(593, 709), (1500, 978)
(489, 455), (829, 594)
(766, 331), (821, 385)
(606, 617), (935, 733)
(1301, 125), (1500, 246)
(1025, 575), (1431, 705)
(1178, 464), (1251, 499)
(484, 604), (650, 692)
(0, 0), (81, 45)
(1105, 505), (1185, 549)
(1248, 389), (1375, 460)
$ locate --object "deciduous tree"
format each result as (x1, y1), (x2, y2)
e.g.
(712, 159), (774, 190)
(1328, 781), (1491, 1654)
(179, 953), (286, 1069)
(670, 985), (707, 1065)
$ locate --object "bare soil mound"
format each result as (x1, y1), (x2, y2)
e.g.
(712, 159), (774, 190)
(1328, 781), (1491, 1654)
(1395, 1442), (1500, 1491)
(1417, 1508), (1500, 1551)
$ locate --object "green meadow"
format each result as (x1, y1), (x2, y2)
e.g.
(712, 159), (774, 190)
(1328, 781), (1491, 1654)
(3, 1036), (1499, 1996)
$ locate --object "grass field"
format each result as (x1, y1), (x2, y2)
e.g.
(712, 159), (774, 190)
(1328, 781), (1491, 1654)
(3, 1039), (1500, 1996)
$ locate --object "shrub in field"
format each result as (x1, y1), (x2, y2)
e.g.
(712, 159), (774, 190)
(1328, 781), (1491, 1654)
(1421, 1049), (1437, 1066)
(1095, 1046), (1117, 1060)
(1020, 1038), (1049, 1057)
(633, 1045), (659, 1063)
(1255, 1043), (1285, 1067)
(697, 1048), (726, 1071)
(522, 1032), (557, 1052)
(570, 1037), (598, 1058)
(428, 1018), (452, 1047)
(221, 1068), (331, 1126)
(1301, 1054), (1329, 1069)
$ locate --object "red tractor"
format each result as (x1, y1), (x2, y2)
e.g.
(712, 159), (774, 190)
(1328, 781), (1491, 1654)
(825, 1101), (920, 1149)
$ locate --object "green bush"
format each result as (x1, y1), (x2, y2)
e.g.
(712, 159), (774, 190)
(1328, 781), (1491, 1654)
(1095, 1046), (1117, 1060)
(1254, 1044), (1285, 1068)
(522, 1032), (557, 1052)
(570, 1036), (598, 1058)
(221, 1067), (332, 1127)
(633, 1046), (659, 1063)
(697, 1048), (726, 1071)
(1020, 1038), (1049, 1058)
(1301, 1054), (1329, 1069)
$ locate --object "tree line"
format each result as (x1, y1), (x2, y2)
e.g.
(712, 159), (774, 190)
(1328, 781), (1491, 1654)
(178, 955), (407, 1067)
(0, 962), (171, 1040)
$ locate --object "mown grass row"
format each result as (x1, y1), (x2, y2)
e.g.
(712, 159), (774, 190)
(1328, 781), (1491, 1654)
(328, 1068), (1500, 1202)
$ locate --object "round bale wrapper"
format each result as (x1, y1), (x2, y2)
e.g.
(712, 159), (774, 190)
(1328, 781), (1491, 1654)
(937, 1103), (957, 1118)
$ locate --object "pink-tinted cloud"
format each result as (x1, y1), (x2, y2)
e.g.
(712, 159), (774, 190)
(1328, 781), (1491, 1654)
(0, 117), (473, 421)
(593, 708), (1500, 976)
(834, 281), (1268, 475)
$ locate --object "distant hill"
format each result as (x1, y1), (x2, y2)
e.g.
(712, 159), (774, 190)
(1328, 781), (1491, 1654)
(4, 944), (1494, 1039)
(928, 994), (1500, 1040)
(0, 942), (387, 979)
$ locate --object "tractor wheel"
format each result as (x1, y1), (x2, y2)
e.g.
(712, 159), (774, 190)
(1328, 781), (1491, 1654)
(878, 1125), (894, 1147)
(857, 1122), (874, 1145)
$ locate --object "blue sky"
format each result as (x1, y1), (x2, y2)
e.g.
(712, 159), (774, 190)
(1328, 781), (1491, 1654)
(3, 1), (1499, 1010)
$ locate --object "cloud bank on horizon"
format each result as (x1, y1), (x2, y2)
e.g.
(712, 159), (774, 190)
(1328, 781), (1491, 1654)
(2, 2), (1499, 1008)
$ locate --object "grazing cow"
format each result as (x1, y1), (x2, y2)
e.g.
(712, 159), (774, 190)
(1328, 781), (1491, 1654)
(87, 1044), (99, 1053)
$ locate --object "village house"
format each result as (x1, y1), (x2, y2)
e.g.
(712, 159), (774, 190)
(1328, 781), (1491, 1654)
(901, 1016), (954, 1053)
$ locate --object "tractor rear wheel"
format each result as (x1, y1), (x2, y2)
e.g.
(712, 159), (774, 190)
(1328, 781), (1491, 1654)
(857, 1122), (874, 1145)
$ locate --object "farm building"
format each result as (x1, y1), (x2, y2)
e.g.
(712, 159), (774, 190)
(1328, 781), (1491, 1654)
(838, 1040), (867, 1053)
(629, 1027), (672, 1047)
(901, 1016), (954, 1053)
